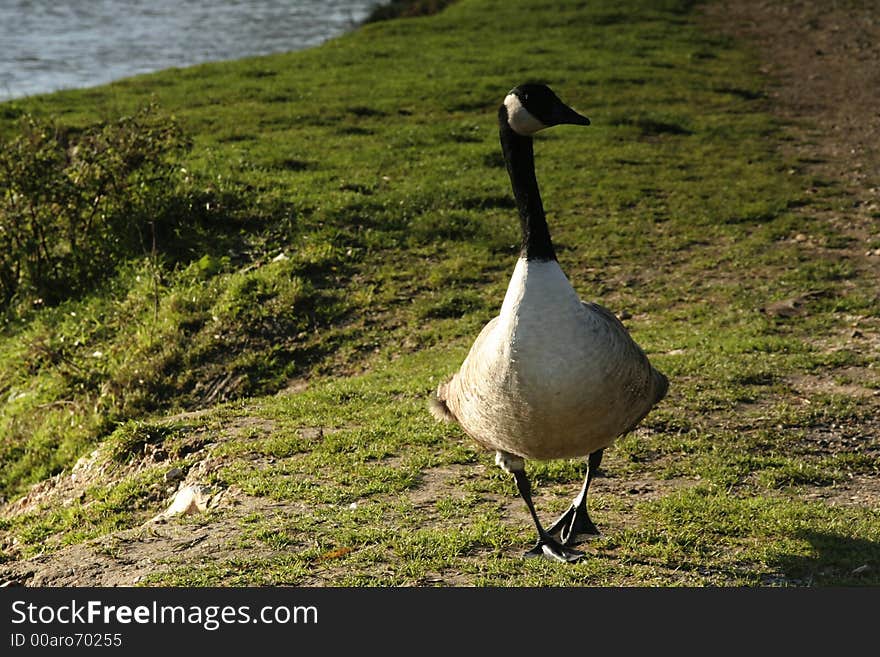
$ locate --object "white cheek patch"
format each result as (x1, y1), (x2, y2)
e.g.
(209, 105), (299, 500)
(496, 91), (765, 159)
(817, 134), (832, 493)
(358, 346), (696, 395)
(504, 93), (546, 136)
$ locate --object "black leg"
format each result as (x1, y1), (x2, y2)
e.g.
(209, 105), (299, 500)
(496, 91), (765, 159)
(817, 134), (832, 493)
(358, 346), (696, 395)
(512, 469), (583, 563)
(546, 448), (604, 545)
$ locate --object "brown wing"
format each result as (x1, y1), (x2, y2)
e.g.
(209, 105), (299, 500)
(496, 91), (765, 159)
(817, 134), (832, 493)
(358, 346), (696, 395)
(582, 301), (669, 433)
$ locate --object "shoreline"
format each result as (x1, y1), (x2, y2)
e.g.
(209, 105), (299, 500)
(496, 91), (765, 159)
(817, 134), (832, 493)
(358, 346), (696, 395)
(0, 1), (412, 104)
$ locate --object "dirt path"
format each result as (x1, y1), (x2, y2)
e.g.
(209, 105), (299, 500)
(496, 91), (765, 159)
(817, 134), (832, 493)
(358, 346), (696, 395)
(702, 0), (880, 271)
(2, 0), (879, 587)
(699, 0), (880, 506)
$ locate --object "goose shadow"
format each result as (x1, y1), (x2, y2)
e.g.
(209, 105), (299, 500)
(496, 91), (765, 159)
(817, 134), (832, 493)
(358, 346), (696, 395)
(770, 530), (880, 586)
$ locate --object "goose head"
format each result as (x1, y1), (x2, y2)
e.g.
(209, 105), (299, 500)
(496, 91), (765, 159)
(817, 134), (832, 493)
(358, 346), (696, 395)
(502, 83), (590, 136)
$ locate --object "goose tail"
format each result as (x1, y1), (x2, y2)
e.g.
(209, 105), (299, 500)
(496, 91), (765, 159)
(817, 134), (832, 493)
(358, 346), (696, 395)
(428, 378), (458, 424)
(653, 368), (669, 405)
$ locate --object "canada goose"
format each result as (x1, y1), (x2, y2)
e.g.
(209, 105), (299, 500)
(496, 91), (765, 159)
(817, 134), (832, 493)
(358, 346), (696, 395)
(430, 83), (668, 563)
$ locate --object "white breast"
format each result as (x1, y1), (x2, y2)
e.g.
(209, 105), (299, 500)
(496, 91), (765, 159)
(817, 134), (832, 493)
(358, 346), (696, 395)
(448, 258), (655, 460)
(498, 259), (607, 417)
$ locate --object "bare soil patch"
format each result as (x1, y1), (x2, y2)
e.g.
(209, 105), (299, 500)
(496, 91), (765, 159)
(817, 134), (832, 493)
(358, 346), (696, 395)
(1, 490), (286, 587)
(701, 0), (880, 504)
(702, 0), (880, 281)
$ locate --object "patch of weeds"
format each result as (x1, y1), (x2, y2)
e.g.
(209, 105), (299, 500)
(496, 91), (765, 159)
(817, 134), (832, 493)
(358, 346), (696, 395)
(106, 421), (195, 463)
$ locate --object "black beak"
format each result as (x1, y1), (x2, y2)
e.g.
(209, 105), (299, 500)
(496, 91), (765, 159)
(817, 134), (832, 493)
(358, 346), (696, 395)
(551, 103), (590, 127)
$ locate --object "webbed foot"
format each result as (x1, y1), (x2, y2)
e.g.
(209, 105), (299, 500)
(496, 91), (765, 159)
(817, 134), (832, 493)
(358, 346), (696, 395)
(546, 503), (600, 546)
(524, 536), (584, 563)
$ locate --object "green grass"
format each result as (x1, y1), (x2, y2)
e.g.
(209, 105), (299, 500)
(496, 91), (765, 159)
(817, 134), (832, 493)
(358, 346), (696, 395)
(1, 0), (878, 586)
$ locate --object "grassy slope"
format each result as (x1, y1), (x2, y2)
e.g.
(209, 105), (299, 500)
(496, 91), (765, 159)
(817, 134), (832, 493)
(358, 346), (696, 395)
(1, 0), (878, 585)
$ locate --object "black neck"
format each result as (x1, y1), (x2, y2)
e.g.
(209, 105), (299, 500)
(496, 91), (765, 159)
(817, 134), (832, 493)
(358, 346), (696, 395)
(498, 107), (556, 261)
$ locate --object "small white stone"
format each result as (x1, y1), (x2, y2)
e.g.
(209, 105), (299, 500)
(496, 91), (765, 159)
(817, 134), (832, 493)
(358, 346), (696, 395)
(160, 485), (212, 518)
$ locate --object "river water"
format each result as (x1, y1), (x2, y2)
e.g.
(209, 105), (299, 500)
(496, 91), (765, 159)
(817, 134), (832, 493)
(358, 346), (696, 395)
(0, 0), (379, 101)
